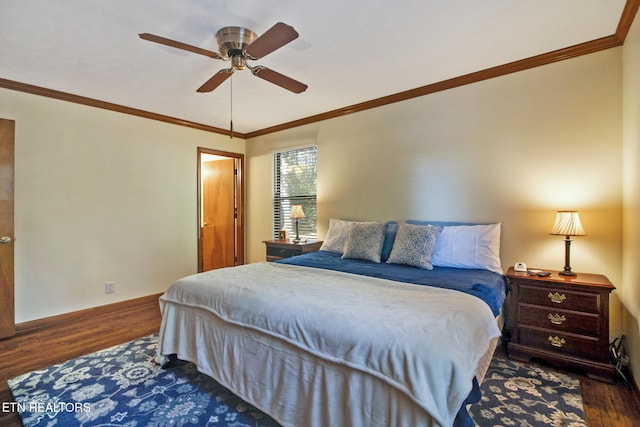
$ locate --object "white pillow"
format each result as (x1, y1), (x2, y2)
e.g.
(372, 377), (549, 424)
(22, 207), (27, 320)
(320, 219), (356, 253)
(432, 223), (503, 273)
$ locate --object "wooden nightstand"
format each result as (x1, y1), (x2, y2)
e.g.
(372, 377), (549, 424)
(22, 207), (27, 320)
(263, 240), (323, 262)
(505, 267), (615, 382)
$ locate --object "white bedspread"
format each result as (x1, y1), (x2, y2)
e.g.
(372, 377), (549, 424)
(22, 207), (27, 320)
(159, 262), (500, 427)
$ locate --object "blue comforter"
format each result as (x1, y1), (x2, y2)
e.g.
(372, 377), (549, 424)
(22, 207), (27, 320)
(278, 250), (506, 427)
(277, 250), (506, 317)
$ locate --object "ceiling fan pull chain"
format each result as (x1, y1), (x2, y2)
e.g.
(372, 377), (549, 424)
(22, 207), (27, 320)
(230, 74), (234, 139)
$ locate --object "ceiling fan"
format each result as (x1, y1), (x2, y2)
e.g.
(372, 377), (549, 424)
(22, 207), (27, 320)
(139, 22), (308, 94)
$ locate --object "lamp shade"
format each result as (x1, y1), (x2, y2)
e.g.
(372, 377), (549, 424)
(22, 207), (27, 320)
(290, 205), (305, 219)
(550, 211), (586, 236)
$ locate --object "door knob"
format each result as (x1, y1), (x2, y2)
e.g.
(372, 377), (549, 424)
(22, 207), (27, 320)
(0, 236), (12, 244)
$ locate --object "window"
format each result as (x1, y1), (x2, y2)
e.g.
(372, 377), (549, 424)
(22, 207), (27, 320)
(273, 146), (317, 240)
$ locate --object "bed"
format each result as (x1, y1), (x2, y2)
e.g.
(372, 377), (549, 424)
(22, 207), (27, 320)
(157, 220), (506, 427)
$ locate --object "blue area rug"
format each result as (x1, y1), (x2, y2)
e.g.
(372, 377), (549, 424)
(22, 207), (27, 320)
(8, 334), (280, 427)
(469, 354), (586, 426)
(8, 334), (586, 427)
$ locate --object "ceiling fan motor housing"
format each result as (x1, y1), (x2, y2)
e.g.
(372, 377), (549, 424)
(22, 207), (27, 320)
(216, 26), (257, 64)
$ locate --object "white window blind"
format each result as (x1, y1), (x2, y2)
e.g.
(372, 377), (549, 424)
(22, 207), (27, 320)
(273, 146), (317, 240)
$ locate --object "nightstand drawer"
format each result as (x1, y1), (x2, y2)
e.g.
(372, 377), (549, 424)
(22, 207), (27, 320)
(519, 327), (600, 360)
(266, 246), (300, 258)
(518, 304), (599, 336)
(263, 240), (323, 262)
(519, 284), (600, 313)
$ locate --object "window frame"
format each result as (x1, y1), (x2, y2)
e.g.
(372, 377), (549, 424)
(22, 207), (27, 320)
(272, 146), (318, 241)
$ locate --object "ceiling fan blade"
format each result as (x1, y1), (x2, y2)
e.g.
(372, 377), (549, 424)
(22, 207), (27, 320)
(197, 69), (234, 93)
(251, 66), (308, 94)
(244, 22), (299, 59)
(139, 33), (222, 59)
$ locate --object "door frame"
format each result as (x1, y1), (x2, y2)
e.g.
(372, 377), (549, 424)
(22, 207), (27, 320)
(197, 147), (244, 272)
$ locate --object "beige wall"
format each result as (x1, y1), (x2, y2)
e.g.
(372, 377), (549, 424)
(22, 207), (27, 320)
(0, 88), (244, 322)
(622, 14), (640, 385)
(1, 28), (634, 384)
(247, 48), (624, 338)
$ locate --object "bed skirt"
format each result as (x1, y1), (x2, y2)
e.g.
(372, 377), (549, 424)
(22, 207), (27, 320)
(158, 298), (499, 427)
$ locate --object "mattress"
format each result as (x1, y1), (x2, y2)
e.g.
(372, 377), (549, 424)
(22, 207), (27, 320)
(157, 259), (504, 427)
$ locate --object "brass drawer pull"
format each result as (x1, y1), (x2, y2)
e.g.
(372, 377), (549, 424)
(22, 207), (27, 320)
(548, 335), (566, 347)
(547, 292), (566, 304)
(548, 313), (566, 325)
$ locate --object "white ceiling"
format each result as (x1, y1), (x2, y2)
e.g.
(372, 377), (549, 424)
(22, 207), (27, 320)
(0, 0), (628, 135)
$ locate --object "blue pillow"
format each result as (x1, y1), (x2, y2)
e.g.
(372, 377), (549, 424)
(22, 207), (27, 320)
(407, 220), (478, 227)
(381, 221), (398, 261)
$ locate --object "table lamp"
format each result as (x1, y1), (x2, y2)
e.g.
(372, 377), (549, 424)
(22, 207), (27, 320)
(550, 211), (585, 276)
(290, 205), (305, 243)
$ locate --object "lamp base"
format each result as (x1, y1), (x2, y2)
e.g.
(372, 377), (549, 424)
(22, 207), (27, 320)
(559, 237), (577, 277)
(559, 270), (577, 277)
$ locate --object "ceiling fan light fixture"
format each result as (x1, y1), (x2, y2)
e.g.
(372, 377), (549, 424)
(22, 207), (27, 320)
(231, 55), (246, 70)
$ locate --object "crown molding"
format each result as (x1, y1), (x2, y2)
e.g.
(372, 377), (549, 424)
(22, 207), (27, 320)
(1, 0), (637, 140)
(246, 0), (638, 138)
(0, 78), (244, 139)
(617, 0), (640, 42)
(245, 34), (624, 139)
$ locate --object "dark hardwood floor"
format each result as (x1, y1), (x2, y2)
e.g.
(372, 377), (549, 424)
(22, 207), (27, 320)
(0, 294), (162, 427)
(0, 293), (638, 426)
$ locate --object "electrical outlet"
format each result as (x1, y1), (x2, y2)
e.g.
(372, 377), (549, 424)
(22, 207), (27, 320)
(105, 281), (115, 294)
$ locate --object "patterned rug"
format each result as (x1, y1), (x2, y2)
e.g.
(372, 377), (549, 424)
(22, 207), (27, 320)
(470, 354), (586, 427)
(8, 335), (280, 427)
(8, 335), (585, 427)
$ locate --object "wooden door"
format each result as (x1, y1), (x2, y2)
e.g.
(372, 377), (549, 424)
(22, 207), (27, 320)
(201, 158), (237, 271)
(0, 119), (15, 338)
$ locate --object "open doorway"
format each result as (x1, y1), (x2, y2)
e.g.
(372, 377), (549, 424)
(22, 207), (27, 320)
(197, 148), (244, 272)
